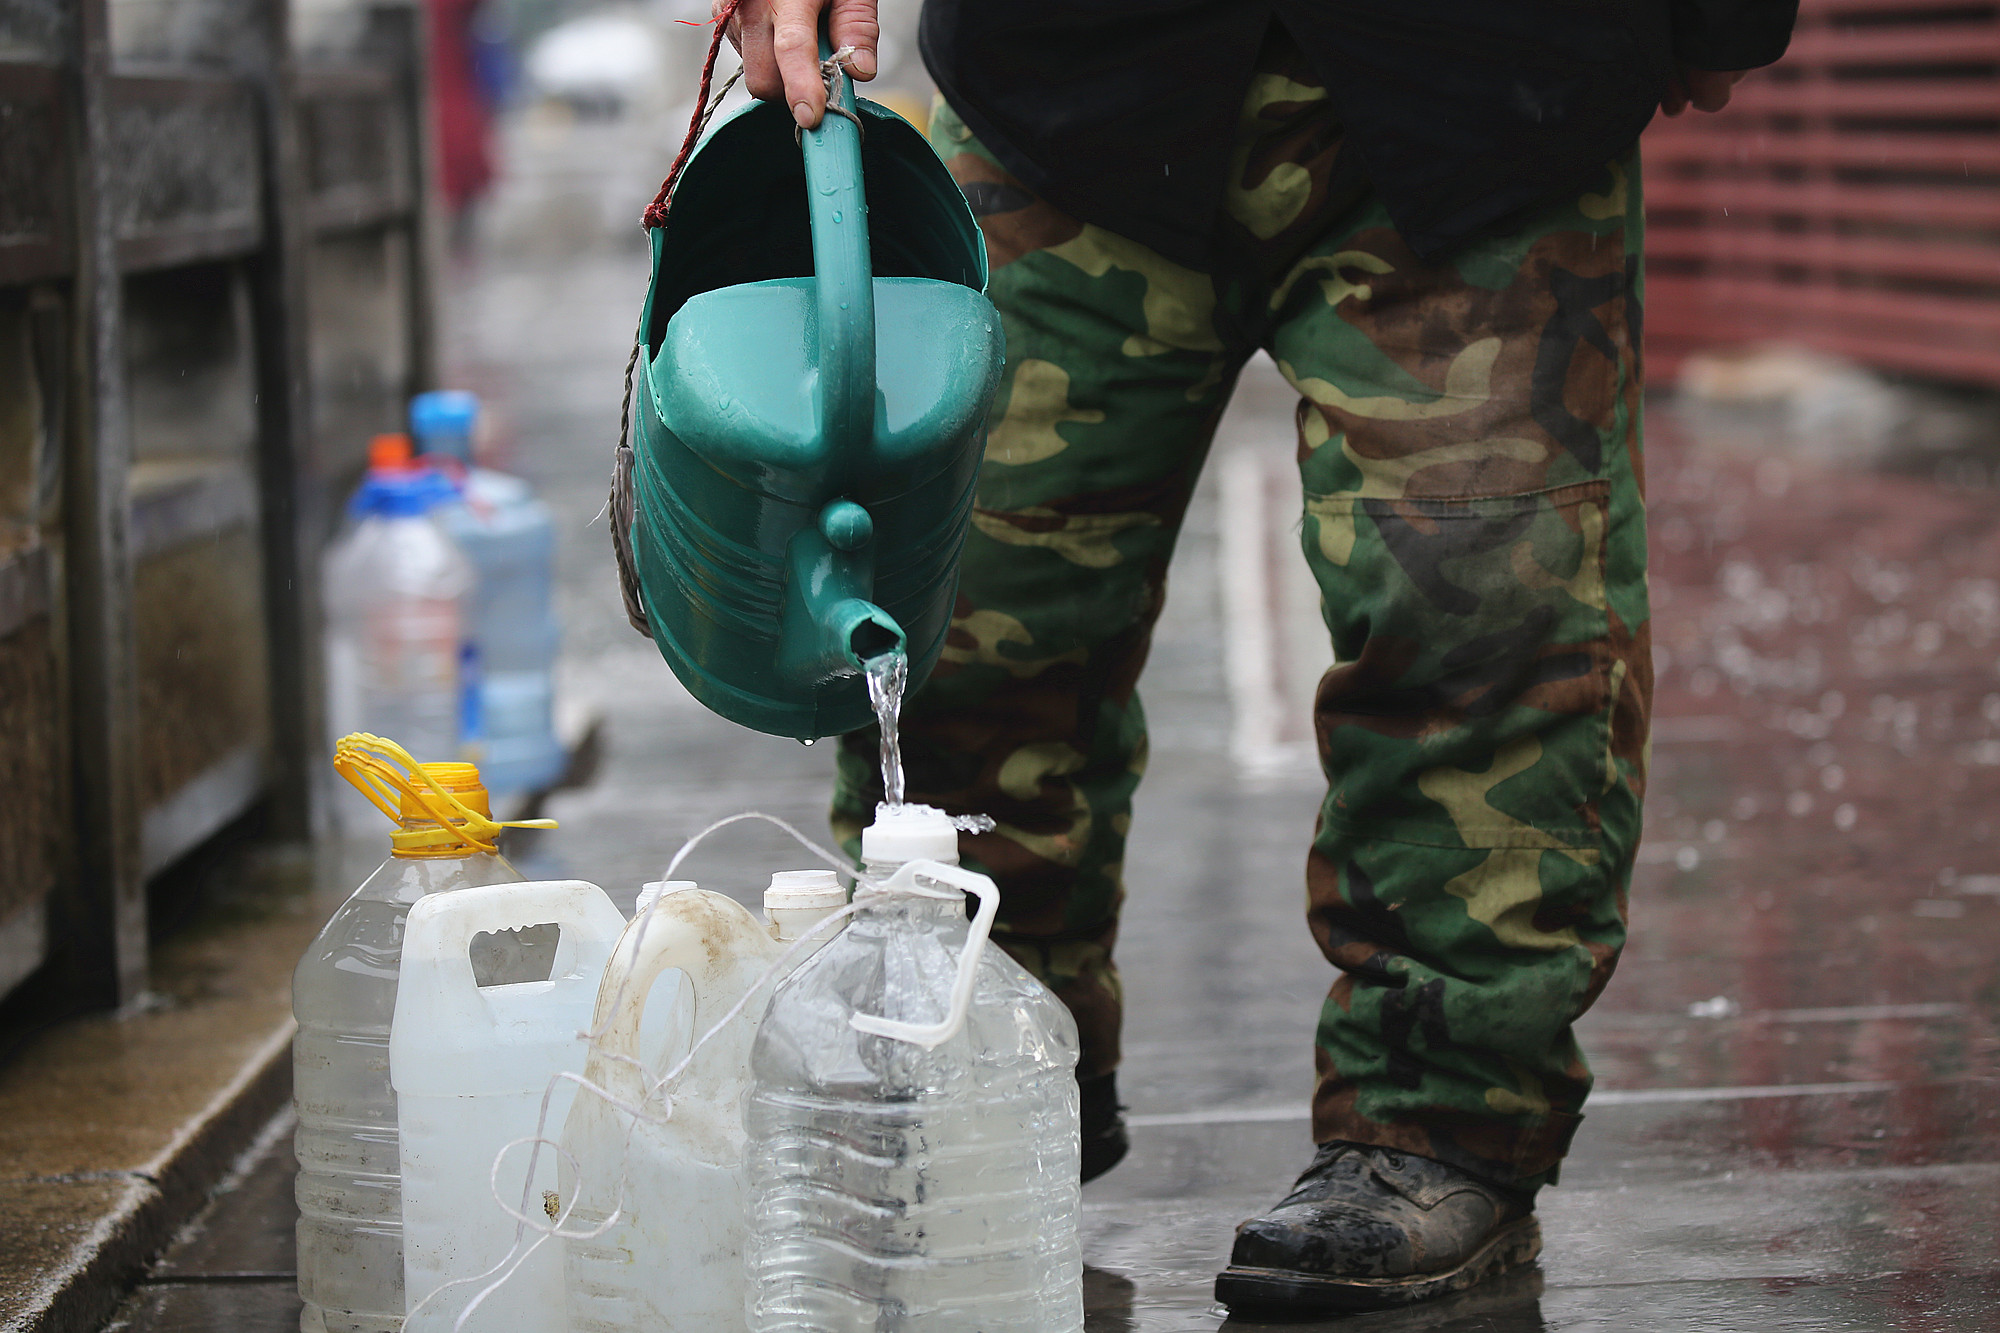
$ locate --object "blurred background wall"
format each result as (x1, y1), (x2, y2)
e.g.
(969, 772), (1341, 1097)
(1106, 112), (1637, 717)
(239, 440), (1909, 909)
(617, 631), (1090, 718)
(1646, 0), (2000, 385)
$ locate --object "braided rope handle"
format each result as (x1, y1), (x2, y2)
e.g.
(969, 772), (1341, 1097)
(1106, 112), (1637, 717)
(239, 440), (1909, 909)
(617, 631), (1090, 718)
(610, 336), (651, 637)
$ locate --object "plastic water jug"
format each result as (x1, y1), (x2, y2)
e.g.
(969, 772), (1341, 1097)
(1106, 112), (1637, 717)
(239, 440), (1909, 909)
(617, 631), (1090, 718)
(325, 435), (471, 833)
(745, 806), (1085, 1330)
(393, 879), (625, 1333)
(411, 391), (565, 797)
(624, 57), (1004, 740)
(294, 737), (550, 1333)
(560, 872), (845, 1331)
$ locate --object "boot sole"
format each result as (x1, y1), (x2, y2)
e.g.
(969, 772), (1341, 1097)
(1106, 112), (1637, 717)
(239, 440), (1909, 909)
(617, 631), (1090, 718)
(1213, 1214), (1542, 1314)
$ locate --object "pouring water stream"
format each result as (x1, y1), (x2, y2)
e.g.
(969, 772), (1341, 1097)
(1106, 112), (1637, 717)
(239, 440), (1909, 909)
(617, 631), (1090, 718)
(865, 649), (908, 807)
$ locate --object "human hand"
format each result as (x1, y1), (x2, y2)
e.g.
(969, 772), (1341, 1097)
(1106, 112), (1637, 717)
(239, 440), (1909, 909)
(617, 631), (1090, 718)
(1662, 65), (1749, 116)
(720, 0), (879, 129)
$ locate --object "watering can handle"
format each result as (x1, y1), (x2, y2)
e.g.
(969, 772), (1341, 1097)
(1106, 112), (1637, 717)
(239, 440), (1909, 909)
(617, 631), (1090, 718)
(801, 30), (875, 463)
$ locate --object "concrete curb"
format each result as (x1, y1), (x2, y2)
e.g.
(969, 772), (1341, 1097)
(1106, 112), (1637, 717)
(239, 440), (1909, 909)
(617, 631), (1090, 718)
(3, 1023), (293, 1333)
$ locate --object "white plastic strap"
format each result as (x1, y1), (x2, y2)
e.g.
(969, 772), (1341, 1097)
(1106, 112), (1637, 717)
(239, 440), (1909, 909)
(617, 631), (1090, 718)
(848, 858), (998, 1050)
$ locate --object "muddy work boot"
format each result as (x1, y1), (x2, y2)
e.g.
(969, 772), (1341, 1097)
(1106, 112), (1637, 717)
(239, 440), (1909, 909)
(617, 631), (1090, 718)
(1079, 1071), (1129, 1183)
(1214, 1142), (1541, 1314)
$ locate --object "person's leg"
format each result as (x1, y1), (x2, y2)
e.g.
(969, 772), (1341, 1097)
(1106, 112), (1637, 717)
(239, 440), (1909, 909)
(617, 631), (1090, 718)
(1217, 151), (1650, 1310)
(833, 102), (1249, 1104)
(1289, 153), (1649, 1191)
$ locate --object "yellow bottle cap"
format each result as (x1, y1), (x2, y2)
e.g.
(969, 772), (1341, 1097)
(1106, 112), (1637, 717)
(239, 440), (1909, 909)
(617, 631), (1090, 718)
(398, 762), (489, 820)
(334, 734), (554, 858)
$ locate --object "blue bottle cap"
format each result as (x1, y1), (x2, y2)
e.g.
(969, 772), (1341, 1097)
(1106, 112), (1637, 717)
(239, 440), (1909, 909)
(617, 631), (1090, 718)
(348, 464), (461, 520)
(410, 390), (479, 436)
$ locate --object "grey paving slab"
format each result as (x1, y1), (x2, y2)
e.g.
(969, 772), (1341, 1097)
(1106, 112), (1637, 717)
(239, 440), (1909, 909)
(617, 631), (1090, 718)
(0, 1175), (156, 1331)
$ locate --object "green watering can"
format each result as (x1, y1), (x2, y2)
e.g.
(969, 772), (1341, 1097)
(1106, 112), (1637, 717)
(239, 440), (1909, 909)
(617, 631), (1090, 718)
(625, 65), (1003, 741)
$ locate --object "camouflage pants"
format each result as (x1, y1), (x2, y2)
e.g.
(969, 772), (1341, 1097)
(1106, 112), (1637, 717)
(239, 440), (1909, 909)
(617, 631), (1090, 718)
(834, 31), (1651, 1191)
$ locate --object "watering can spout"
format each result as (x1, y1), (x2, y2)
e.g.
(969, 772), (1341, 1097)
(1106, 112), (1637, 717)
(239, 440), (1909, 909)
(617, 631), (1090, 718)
(777, 499), (907, 703)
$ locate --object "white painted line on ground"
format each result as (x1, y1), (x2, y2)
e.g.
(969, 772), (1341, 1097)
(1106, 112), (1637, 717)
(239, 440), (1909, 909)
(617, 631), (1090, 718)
(1127, 1105), (1311, 1128)
(1217, 446), (1326, 777)
(1124, 1003), (1964, 1058)
(1591, 1001), (1967, 1028)
(1587, 1079), (1901, 1106)
(1126, 1079), (1910, 1128)
(1218, 448), (1287, 773)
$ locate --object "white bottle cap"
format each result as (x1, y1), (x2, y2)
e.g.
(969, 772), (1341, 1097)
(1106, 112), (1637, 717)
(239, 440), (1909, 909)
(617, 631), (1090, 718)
(634, 879), (696, 915)
(764, 870), (847, 943)
(860, 804), (961, 865)
(763, 869), (846, 911)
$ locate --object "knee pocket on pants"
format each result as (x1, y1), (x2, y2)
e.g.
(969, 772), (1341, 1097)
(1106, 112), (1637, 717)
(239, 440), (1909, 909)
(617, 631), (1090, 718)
(1306, 479), (1616, 850)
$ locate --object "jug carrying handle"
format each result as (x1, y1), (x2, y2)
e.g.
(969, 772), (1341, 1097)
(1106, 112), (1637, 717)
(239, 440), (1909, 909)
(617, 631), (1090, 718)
(584, 893), (772, 1104)
(849, 859), (999, 1050)
(800, 31), (875, 463)
(397, 882), (626, 1033)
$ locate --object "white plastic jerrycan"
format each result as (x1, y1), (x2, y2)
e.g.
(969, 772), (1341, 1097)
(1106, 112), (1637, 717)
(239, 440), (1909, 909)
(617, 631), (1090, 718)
(561, 871), (846, 1331)
(392, 878), (625, 1333)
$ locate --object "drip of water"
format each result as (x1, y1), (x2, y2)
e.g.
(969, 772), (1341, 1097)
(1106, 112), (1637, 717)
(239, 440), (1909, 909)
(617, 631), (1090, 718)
(865, 649), (908, 807)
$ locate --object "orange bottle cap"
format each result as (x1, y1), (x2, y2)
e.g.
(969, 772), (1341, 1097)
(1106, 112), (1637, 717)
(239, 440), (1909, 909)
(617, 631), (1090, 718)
(369, 433), (416, 471)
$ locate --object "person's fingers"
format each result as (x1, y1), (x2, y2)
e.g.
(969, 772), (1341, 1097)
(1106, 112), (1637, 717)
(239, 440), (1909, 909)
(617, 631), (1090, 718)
(1689, 69), (1744, 113)
(771, 0), (825, 126)
(1661, 71), (1689, 117)
(828, 0), (879, 80)
(1672, 66), (1749, 115)
(730, 0), (782, 101)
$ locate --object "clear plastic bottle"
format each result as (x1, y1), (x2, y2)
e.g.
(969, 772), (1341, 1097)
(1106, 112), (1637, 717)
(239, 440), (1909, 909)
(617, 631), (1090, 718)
(294, 747), (531, 1333)
(745, 806), (1084, 1332)
(324, 435), (470, 834)
(410, 391), (564, 798)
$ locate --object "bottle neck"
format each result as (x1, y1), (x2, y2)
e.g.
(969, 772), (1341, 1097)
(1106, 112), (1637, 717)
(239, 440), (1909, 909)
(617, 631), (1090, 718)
(768, 900), (844, 943)
(390, 815), (489, 859)
(859, 852), (959, 882)
(852, 856), (969, 934)
(370, 847), (513, 905)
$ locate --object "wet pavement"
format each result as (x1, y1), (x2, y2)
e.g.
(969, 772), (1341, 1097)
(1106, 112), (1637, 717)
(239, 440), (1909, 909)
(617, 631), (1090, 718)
(103, 64), (2000, 1333)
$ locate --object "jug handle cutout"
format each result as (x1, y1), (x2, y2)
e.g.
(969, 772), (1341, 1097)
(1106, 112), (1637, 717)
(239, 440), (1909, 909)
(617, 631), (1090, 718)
(404, 883), (622, 996)
(848, 859), (998, 1050)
